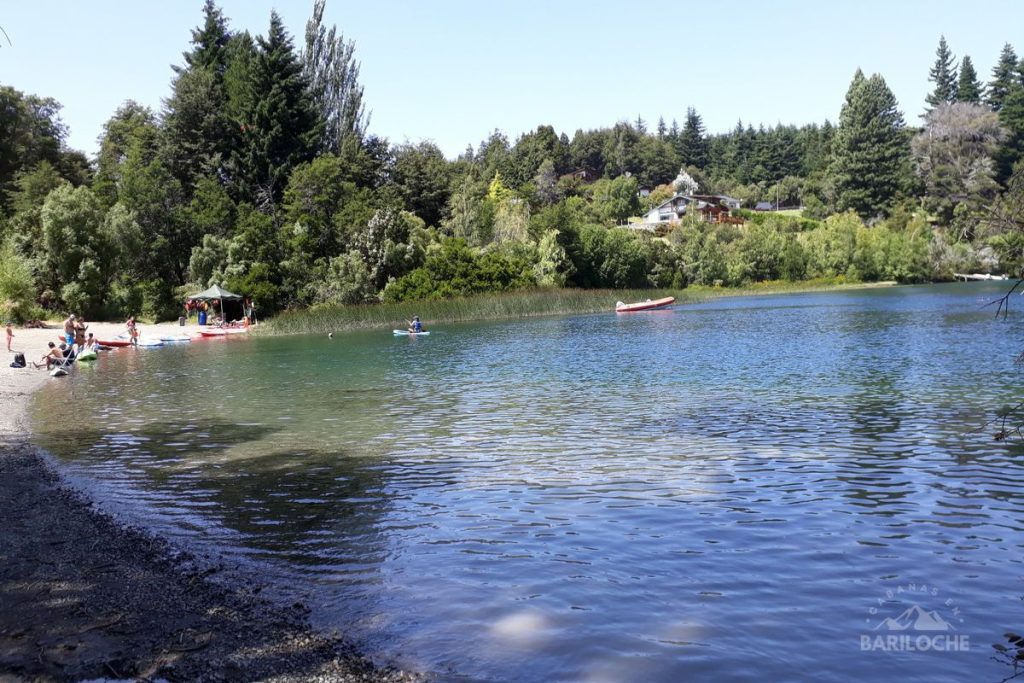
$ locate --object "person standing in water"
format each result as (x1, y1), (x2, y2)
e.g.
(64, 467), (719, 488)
(126, 315), (139, 346)
(63, 314), (76, 346)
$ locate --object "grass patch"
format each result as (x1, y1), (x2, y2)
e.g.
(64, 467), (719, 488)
(259, 281), (895, 337)
(260, 288), (693, 336)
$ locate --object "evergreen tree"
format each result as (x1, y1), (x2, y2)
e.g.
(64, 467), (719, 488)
(925, 36), (958, 111)
(988, 43), (1019, 111)
(177, 0), (231, 74)
(161, 1), (234, 192)
(656, 116), (667, 139)
(997, 71), (1024, 182)
(830, 70), (910, 218)
(956, 55), (982, 104)
(161, 67), (229, 192)
(303, 0), (368, 154)
(231, 12), (321, 206)
(677, 107), (708, 168)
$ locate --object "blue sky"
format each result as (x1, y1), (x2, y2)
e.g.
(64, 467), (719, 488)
(4, 1), (1023, 159)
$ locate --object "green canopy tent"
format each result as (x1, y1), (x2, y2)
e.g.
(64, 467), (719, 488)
(188, 284), (243, 325)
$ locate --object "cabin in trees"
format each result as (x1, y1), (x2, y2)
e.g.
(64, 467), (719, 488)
(641, 194), (745, 227)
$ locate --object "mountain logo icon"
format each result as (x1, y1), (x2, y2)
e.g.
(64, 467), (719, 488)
(873, 604), (955, 632)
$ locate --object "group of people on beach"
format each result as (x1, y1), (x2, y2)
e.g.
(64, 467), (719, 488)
(4, 314), (142, 371)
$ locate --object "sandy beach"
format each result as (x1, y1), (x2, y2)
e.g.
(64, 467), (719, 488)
(0, 321), (418, 682)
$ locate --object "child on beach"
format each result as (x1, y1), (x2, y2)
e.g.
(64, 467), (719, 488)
(5, 323), (12, 352)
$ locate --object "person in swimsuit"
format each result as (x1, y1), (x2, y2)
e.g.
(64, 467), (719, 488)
(126, 316), (139, 346)
(34, 342), (64, 369)
(63, 315), (76, 345)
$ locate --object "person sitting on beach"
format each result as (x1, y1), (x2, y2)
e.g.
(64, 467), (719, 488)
(407, 316), (424, 333)
(34, 342), (64, 369)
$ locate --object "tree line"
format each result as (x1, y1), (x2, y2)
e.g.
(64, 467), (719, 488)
(2, 8), (1024, 323)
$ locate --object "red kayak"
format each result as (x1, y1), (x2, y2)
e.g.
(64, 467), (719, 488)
(615, 296), (675, 313)
(97, 339), (133, 347)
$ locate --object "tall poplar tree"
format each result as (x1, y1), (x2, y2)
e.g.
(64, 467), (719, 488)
(303, 0), (368, 155)
(925, 36), (958, 111)
(232, 11), (321, 207)
(830, 70), (910, 218)
(987, 43), (1019, 112)
(956, 55), (983, 104)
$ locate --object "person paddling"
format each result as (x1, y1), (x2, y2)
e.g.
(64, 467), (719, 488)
(407, 316), (425, 333)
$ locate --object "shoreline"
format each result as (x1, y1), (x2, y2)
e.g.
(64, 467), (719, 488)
(0, 329), (419, 682)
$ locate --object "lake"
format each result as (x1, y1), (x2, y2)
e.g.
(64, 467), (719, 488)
(31, 283), (1024, 682)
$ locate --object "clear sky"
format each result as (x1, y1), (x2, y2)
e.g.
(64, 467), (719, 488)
(3, 0), (1023, 160)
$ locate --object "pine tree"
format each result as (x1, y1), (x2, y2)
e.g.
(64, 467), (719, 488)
(677, 107), (708, 168)
(955, 55), (983, 104)
(656, 116), (667, 138)
(830, 70), (910, 218)
(987, 43), (1019, 111)
(997, 67), (1024, 182)
(162, 1), (234, 194)
(178, 0), (231, 74)
(925, 36), (958, 111)
(232, 11), (321, 206)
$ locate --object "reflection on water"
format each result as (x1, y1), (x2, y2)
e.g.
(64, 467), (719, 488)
(31, 283), (1024, 682)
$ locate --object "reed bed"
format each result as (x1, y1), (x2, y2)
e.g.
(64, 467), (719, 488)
(258, 281), (893, 337)
(260, 289), (691, 336)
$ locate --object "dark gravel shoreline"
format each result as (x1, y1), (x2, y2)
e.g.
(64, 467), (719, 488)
(0, 439), (422, 682)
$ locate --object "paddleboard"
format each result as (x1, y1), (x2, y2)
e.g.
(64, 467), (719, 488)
(393, 329), (430, 336)
(159, 334), (192, 342)
(136, 338), (164, 347)
(198, 328), (248, 338)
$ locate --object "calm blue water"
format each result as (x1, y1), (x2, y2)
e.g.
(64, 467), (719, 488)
(31, 284), (1024, 682)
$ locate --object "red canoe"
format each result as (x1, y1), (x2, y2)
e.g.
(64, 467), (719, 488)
(615, 296), (675, 313)
(97, 339), (133, 347)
